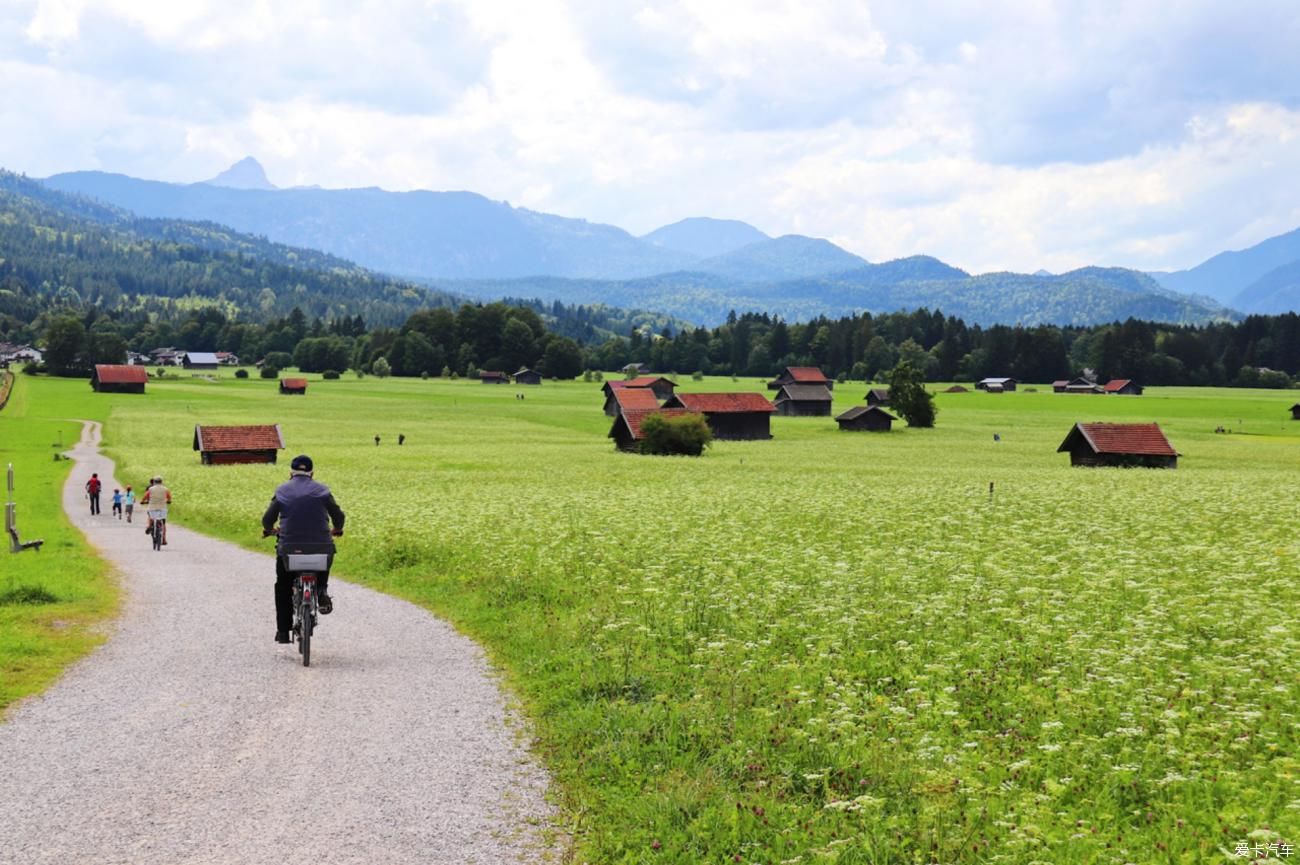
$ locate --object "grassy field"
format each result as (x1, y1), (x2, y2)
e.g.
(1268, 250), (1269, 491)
(0, 374), (118, 712)
(16, 369), (1300, 862)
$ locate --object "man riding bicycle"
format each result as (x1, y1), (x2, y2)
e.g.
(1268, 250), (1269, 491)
(262, 454), (345, 644)
(141, 476), (171, 545)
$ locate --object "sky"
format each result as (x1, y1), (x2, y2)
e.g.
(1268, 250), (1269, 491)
(3, 0), (1300, 274)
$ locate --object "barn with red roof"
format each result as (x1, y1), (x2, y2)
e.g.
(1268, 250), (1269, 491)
(91, 364), (148, 394)
(1057, 422), (1178, 468)
(279, 377), (308, 395)
(600, 376), (678, 415)
(608, 408), (701, 452)
(768, 366), (832, 391)
(662, 392), (776, 440)
(1103, 379), (1143, 395)
(193, 424), (286, 465)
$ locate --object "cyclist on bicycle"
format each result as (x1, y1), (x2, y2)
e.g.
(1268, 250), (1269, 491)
(262, 454), (345, 644)
(141, 476), (171, 545)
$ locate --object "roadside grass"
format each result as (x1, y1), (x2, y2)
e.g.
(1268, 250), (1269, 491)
(29, 370), (1300, 862)
(0, 374), (117, 713)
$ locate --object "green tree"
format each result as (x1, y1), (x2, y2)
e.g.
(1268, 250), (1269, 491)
(500, 318), (537, 372)
(639, 412), (713, 456)
(372, 356), (391, 378)
(85, 330), (127, 366)
(44, 316), (87, 375)
(888, 361), (937, 428)
(542, 337), (583, 379)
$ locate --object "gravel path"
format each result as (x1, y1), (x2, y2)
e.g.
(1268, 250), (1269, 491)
(0, 421), (555, 865)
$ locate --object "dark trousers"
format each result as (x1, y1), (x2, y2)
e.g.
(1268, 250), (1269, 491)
(275, 556), (331, 632)
(89, 492), (100, 514)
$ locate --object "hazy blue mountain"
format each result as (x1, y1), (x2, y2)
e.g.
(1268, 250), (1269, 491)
(1232, 260), (1300, 313)
(1155, 225), (1300, 304)
(641, 217), (769, 259)
(692, 235), (870, 281)
(437, 258), (1229, 327)
(204, 156), (276, 190)
(42, 170), (697, 280)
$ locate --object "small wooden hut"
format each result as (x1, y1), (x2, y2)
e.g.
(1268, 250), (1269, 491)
(514, 368), (543, 385)
(601, 376), (678, 414)
(773, 384), (833, 416)
(611, 386), (662, 415)
(768, 366), (832, 391)
(91, 364), (147, 394)
(1052, 379), (1070, 393)
(976, 377), (1018, 391)
(182, 352), (220, 370)
(1103, 379), (1143, 395)
(193, 424), (286, 465)
(1057, 422), (1178, 469)
(835, 405), (897, 432)
(279, 377), (308, 395)
(608, 408), (700, 452)
(479, 371), (510, 384)
(864, 387), (890, 407)
(662, 392), (776, 440)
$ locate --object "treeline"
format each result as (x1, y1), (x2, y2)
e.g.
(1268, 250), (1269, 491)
(587, 308), (1300, 386)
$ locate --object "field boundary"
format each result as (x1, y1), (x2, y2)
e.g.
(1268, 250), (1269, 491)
(0, 370), (14, 411)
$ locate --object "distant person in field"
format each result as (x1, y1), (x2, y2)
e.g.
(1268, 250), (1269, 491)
(123, 485), (135, 523)
(398, 434), (405, 446)
(111, 488), (123, 519)
(262, 454), (345, 644)
(85, 473), (101, 515)
(141, 476), (171, 544)
(374, 435), (381, 446)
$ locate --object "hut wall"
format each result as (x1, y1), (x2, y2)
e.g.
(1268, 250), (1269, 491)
(1068, 448), (1176, 469)
(203, 450), (279, 465)
(93, 381), (145, 394)
(649, 382), (675, 400)
(706, 413), (771, 440)
(839, 415), (891, 432)
(776, 400), (831, 417)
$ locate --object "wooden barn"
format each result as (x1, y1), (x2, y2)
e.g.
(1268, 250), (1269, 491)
(768, 366), (832, 391)
(91, 364), (147, 394)
(480, 371), (510, 384)
(835, 405), (897, 432)
(662, 392), (776, 440)
(182, 351), (220, 370)
(976, 377), (1018, 391)
(279, 378), (308, 395)
(1057, 422), (1178, 469)
(608, 408), (700, 452)
(864, 387), (890, 407)
(514, 368), (543, 385)
(611, 386), (662, 415)
(773, 383), (833, 416)
(1052, 379), (1069, 392)
(194, 424), (286, 465)
(1103, 379), (1143, 395)
(601, 377), (678, 415)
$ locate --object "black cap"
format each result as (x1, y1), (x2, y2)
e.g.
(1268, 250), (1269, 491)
(290, 454), (313, 472)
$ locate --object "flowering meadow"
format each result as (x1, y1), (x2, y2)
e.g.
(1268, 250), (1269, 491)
(93, 373), (1298, 863)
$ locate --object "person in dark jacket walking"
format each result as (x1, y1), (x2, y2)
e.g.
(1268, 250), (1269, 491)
(261, 454), (345, 644)
(85, 473), (101, 515)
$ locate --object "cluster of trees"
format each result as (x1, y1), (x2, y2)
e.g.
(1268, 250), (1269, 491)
(597, 308), (1300, 387)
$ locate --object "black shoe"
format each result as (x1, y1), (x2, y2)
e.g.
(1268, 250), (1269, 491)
(145, 526), (152, 535)
(318, 594), (333, 615)
(275, 630), (290, 644)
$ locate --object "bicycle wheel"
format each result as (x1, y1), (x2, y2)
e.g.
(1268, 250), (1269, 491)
(299, 595), (312, 667)
(153, 519), (163, 551)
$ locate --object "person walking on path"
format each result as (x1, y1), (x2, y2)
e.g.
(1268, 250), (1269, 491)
(123, 485), (135, 523)
(111, 488), (123, 519)
(262, 454), (345, 644)
(85, 473), (101, 515)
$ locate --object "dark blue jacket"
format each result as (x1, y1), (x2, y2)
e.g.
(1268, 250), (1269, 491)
(262, 475), (345, 549)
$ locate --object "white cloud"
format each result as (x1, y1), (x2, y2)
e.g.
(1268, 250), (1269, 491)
(2, 0), (1300, 274)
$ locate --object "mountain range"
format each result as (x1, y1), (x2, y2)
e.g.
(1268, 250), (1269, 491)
(36, 156), (1300, 326)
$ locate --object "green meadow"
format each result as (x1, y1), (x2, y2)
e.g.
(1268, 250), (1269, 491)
(9, 370), (1300, 863)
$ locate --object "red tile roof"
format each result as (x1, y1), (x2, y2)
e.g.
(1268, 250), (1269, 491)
(669, 392), (776, 413)
(614, 388), (661, 411)
(1066, 422), (1177, 456)
(619, 408), (699, 440)
(193, 424), (285, 452)
(1102, 379), (1133, 392)
(94, 364), (148, 384)
(785, 366), (829, 383)
(280, 378), (308, 389)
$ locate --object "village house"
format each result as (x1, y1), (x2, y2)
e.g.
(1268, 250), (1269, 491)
(193, 424), (286, 465)
(621, 362), (648, 375)
(150, 347), (181, 366)
(773, 383), (833, 416)
(608, 408), (700, 452)
(1057, 422), (1179, 468)
(279, 377), (308, 395)
(513, 368), (543, 385)
(126, 351), (151, 366)
(976, 377), (1018, 391)
(90, 364), (148, 394)
(768, 366), (833, 391)
(835, 405), (898, 432)
(215, 351), (241, 366)
(1103, 379), (1143, 395)
(864, 387), (890, 407)
(661, 392), (776, 440)
(479, 371), (510, 384)
(0, 343), (42, 366)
